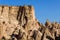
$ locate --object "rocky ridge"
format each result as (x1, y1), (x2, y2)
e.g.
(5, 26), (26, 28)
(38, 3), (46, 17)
(0, 5), (60, 40)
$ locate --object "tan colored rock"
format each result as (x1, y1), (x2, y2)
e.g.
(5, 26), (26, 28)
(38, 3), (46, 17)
(27, 29), (42, 40)
(0, 6), (2, 15)
(0, 5), (60, 40)
(52, 22), (59, 29)
(45, 20), (51, 27)
(0, 24), (3, 39)
(0, 5), (37, 40)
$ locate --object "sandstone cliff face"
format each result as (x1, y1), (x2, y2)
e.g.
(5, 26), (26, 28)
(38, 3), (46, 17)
(0, 5), (60, 40)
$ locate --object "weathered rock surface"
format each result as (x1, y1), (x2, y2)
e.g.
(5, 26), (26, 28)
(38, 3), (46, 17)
(0, 5), (60, 40)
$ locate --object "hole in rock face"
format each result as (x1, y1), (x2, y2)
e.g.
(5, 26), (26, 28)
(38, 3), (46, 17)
(2, 21), (5, 24)
(46, 36), (54, 40)
(55, 35), (60, 40)
(54, 32), (60, 40)
(2, 37), (6, 40)
(28, 30), (32, 34)
(11, 30), (24, 40)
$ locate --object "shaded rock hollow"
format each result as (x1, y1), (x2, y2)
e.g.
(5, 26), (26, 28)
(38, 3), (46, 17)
(0, 5), (60, 40)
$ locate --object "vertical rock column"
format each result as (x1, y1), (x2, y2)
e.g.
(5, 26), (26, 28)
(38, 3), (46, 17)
(0, 6), (3, 39)
(24, 6), (35, 31)
(2, 6), (9, 19)
(2, 6), (20, 39)
(0, 24), (2, 39)
(0, 6), (10, 39)
(9, 6), (19, 25)
(16, 5), (35, 31)
(28, 6), (35, 21)
(17, 6), (28, 28)
(0, 6), (2, 15)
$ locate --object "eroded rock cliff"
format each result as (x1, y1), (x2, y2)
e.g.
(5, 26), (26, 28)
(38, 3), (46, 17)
(0, 5), (60, 40)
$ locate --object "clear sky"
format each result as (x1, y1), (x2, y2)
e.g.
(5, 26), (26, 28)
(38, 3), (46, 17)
(0, 0), (60, 23)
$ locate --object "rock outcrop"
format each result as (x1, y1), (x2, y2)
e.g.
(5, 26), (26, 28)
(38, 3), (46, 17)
(0, 5), (60, 40)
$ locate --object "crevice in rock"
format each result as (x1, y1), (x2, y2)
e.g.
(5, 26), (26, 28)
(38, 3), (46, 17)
(1, 6), (4, 14)
(22, 16), (28, 29)
(46, 36), (54, 40)
(41, 31), (45, 40)
(31, 30), (37, 40)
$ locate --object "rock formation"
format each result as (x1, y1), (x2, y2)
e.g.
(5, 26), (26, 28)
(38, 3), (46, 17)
(0, 5), (60, 40)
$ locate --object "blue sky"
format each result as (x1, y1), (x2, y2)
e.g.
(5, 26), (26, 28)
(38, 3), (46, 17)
(0, 0), (60, 23)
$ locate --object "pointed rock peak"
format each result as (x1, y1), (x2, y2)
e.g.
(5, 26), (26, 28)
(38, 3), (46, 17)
(45, 19), (51, 27)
